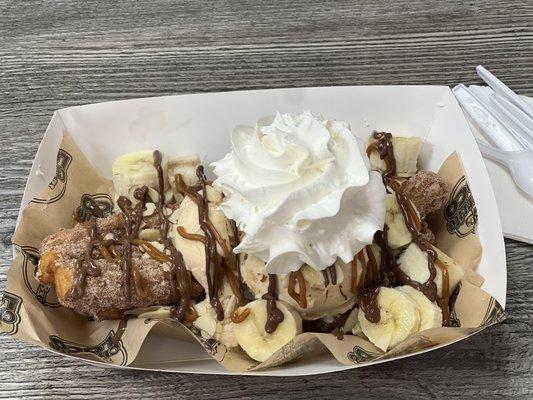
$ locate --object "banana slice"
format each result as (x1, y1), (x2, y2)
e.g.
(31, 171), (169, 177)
(398, 242), (430, 283)
(393, 137), (422, 177)
(358, 286), (421, 352)
(232, 299), (302, 362)
(369, 136), (421, 177)
(398, 285), (442, 331)
(433, 248), (465, 297)
(167, 155), (201, 201)
(398, 243), (466, 297)
(171, 193), (230, 290)
(112, 151), (168, 203)
(385, 194), (412, 248)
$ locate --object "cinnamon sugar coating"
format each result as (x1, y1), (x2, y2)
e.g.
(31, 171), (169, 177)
(401, 170), (447, 217)
(38, 214), (203, 320)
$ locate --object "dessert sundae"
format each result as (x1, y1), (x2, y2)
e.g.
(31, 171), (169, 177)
(37, 111), (466, 364)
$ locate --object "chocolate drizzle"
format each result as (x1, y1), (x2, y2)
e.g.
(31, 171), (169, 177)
(354, 244), (382, 324)
(262, 274), (284, 334)
(288, 269), (307, 309)
(330, 309), (354, 340)
(63, 150), (249, 325)
(435, 258), (451, 325)
(116, 187), (149, 301)
(151, 151), (195, 322)
(364, 133), (451, 325)
(66, 217), (102, 301)
(196, 166), (224, 320)
(366, 131), (396, 180)
(393, 184), (438, 301)
(176, 167), (247, 320)
(322, 264), (337, 287)
(359, 286), (381, 324)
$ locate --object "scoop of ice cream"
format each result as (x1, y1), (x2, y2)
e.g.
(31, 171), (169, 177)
(212, 111), (386, 274)
(401, 170), (447, 217)
(241, 254), (356, 320)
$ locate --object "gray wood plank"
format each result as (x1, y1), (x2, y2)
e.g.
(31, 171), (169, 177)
(1, 0), (532, 398)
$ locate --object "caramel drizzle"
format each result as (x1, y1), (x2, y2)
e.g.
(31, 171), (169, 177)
(131, 266), (150, 299)
(183, 305), (199, 323)
(176, 226), (205, 243)
(130, 239), (172, 263)
(177, 225), (244, 306)
(230, 307), (250, 324)
(262, 274), (284, 333)
(288, 269), (308, 309)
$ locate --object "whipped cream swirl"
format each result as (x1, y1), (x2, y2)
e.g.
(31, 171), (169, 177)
(212, 111), (386, 274)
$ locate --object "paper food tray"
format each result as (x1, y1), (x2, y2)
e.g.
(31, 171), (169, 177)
(4, 85), (506, 376)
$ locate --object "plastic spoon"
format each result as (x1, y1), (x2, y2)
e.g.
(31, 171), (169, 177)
(476, 139), (533, 197)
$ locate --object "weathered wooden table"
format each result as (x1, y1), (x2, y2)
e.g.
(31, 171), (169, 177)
(1, 1), (532, 398)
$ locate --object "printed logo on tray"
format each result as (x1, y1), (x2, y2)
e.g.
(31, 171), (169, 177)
(75, 193), (113, 222)
(49, 331), (128, 366)
(481, 297), (505, 326)
(444, 176), (478, 237)
(189, 325), (227, 361)
(32, 149), (73, 204)
(20, 246), (61, 308)
(347, 345), (381, 364)
(0, 292), (23, 335)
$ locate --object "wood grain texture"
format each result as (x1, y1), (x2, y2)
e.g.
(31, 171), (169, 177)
(0, 0), (532, 398)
